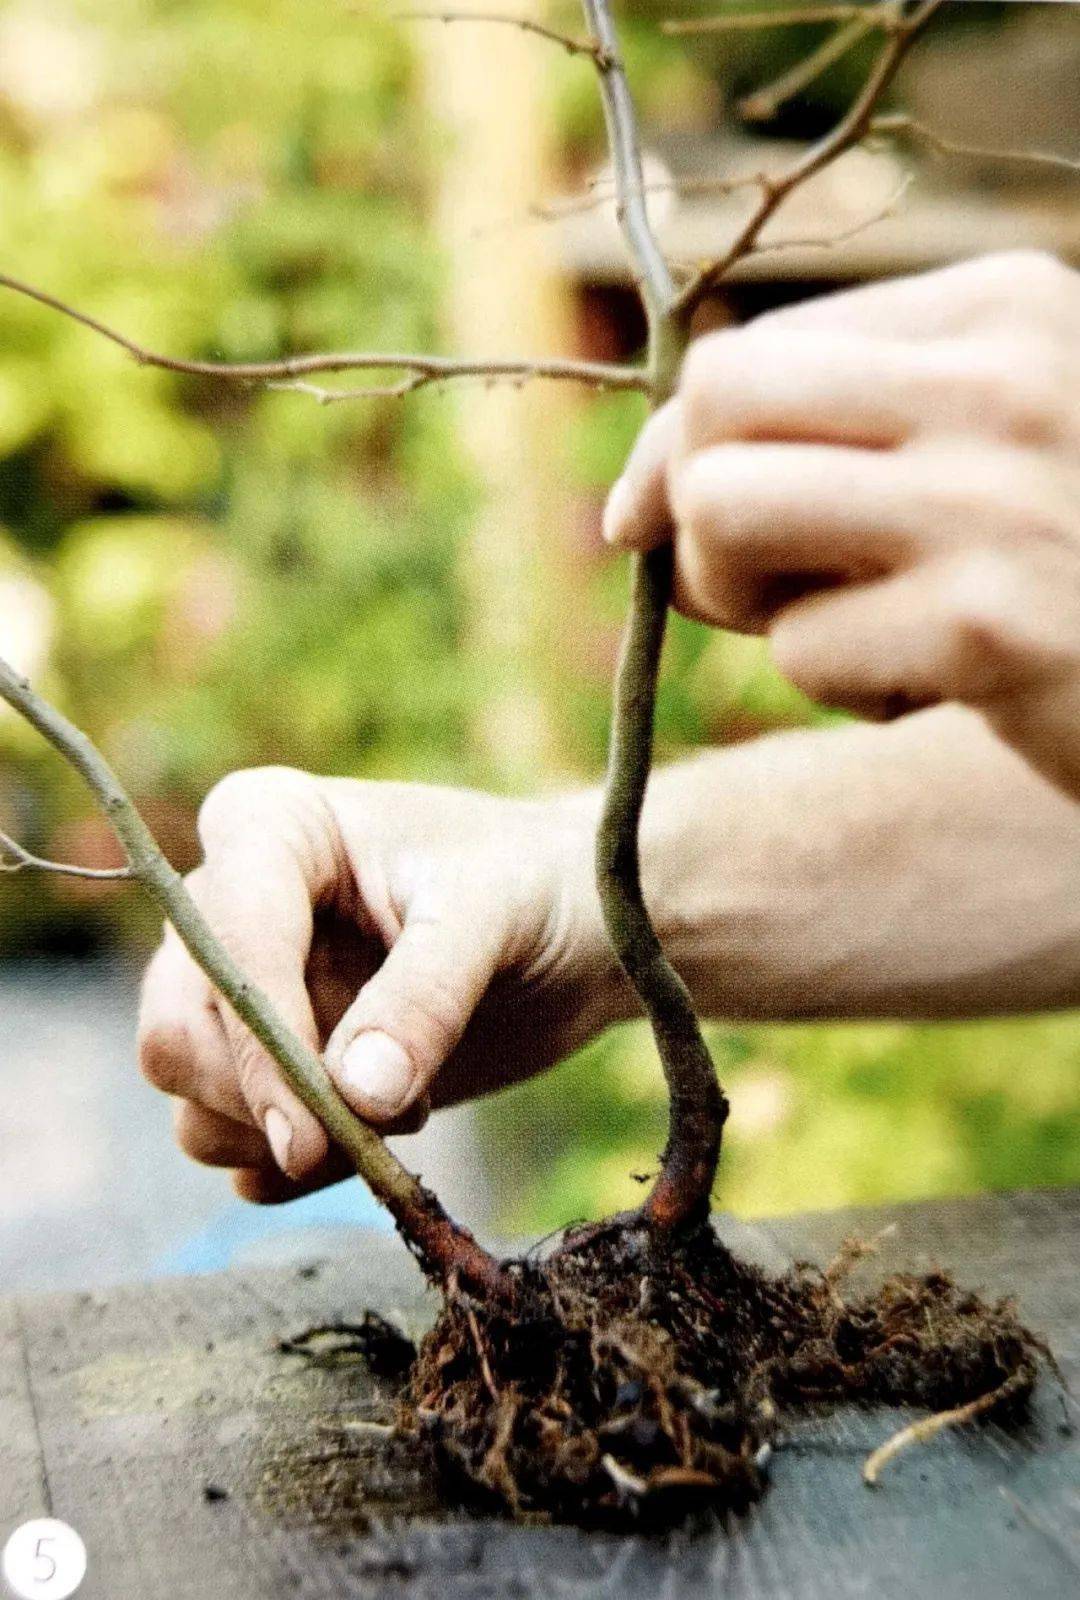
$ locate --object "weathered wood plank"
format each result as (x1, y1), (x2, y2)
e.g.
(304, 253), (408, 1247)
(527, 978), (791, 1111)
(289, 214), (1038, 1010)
(0, 1299), (49, 1529)
(4, 1194), (1078, 1600)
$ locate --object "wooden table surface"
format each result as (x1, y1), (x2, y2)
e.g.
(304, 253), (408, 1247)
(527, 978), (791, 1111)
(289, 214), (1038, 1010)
(3, 1188), (1078, 1599)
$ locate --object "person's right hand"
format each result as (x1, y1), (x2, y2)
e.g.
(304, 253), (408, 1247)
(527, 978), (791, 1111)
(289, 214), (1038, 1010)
(137, 768), (621, 1202)
(605, 252), (1080, 798)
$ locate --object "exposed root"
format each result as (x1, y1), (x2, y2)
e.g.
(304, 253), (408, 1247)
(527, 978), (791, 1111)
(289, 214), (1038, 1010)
(278, 1314), (416, 1379)
(862, 1366), (1035, 1486)
(397, 1218), (1045, 1529)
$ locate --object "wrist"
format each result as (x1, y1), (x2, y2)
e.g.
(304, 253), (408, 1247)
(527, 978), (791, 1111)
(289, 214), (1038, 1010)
(534, 787), (640, 1036)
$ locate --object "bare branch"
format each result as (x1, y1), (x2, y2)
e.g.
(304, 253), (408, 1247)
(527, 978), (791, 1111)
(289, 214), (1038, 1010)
(466, 170), (771, 243)
(0, 828), (132, 880)
(267, 355), (649, 403)
(738, 13), (878, 122)
(871, 112), (1080, 176)
(675, 0), (946, 318)
(743, 169), (912, 255)
(530, 169), (771, 225)
(0, 654), (509, 1300)
(396, 8), (611, 64)
(582, 0), (677, 331)
(664, 5), (883, 33)
(0, 273), (644, 396)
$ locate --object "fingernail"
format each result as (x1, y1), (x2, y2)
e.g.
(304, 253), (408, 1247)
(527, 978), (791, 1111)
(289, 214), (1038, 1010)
(339, 1031), (414, 1115)
(264, 1107), (293, 1173)
(602, 476), (631, 546)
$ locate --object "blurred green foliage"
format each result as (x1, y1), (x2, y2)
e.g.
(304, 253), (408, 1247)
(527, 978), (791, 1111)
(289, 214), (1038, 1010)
(1, 0), (1076, 1227)
(0, 0), (479, 949)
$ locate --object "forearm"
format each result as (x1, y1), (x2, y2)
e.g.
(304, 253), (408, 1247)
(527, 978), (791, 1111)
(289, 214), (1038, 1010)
(621, 706), (1080, 1022)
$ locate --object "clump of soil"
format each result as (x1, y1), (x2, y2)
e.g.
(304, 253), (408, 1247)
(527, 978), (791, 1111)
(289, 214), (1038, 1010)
(401, 1215), (1043, 1528)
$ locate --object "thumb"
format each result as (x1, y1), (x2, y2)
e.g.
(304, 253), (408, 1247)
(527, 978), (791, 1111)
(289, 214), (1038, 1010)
(324, 899), (504, 1123)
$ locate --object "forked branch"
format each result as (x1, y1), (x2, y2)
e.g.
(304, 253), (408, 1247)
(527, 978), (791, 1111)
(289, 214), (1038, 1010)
(664, 5), (888, 32)
(397, 7), (613, 64)
(0, 829), (132, 880)
(871, 112), (1080, 177)
(675, 0), (945, 317)
(737, 14), (878, 122)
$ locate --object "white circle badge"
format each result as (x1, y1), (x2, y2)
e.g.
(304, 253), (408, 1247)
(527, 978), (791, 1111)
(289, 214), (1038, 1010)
(3, 1521), (86, 1600)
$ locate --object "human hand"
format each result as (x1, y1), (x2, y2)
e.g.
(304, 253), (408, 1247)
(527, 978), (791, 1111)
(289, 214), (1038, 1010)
(137, 769), (619, 1201)
(605, 252), (1080, 796)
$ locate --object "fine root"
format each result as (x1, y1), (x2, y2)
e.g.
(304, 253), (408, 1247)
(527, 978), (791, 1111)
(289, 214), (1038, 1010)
(862, 1366), (1035, 1486)
(393, 1218), (1044, 1528)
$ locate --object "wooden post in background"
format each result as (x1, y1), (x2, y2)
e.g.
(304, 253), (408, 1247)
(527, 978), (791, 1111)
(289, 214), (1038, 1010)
(416, 3), (579, 789)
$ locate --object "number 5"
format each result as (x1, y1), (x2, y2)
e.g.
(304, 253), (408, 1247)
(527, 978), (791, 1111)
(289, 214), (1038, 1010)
(33, 1539), (56, 1584)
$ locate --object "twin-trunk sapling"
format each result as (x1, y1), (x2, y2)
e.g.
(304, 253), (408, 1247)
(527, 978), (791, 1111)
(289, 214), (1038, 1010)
(0, 0), (1050, 1523)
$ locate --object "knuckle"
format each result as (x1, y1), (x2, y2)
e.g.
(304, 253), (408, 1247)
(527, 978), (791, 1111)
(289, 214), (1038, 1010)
(172, 1101), (208, 1162)
(770, 618), (823, 699)
(1011, 369), (1073, 450)
(939, 553), (1023, 685)
(909, 445), (1000, 528)
(173, 1101), (262, 1168)
(973, 250), (1075, 324)
(672, 534), (718, 626)
(915, 443), (1074, 552)
(138, 1020), (189, 1093)
(670, 450), (714, 532)
(1006, 248), (1072, 297)
(197, 765), (311, 847)
(672, 445), (750, 541)
(383, 974), (470, 1067)
(678, 332), (729, 432)
(965, 344), (1070, 446)
(230, 1034), (277, 1115)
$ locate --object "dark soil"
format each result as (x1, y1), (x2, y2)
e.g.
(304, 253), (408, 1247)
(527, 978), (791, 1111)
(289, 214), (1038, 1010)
(397, 1215), (1044, 1529)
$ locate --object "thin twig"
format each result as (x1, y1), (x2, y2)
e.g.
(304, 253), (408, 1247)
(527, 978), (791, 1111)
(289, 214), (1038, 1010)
(396, 7), (611, 64)
(863, 1366), (1032, 1485)
(676, 0), (945, 317)
(266, 355), (648, 403)
(0, 828), (132, 880)
(527, 169), (770, 226)
(871, 112), (1080, 176)
(584, 0), (727, 1236)
(582, 0), (676, 330)
(744, 170), (912, 254)
(0, 273), (645, 395)
(738, 13), (880, 122)
(466, 170), (771, 242)
(664, 5), (887, 33)
(0, 654), (509, 1300)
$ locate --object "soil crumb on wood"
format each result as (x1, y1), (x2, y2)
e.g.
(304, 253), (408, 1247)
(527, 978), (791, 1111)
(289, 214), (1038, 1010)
(401, 1218), (1043, 1528)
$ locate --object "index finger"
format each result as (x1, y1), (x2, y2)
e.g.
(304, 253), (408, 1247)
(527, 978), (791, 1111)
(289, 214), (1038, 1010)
(602, 399), (679, 552)
(186, 768), (341, 1180)
(603, 253), (1069, 553)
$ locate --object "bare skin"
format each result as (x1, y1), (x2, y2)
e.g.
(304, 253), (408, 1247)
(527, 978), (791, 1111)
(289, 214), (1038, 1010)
(139, 252), (1080, 1201)
(606, 250), (1080, 798)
